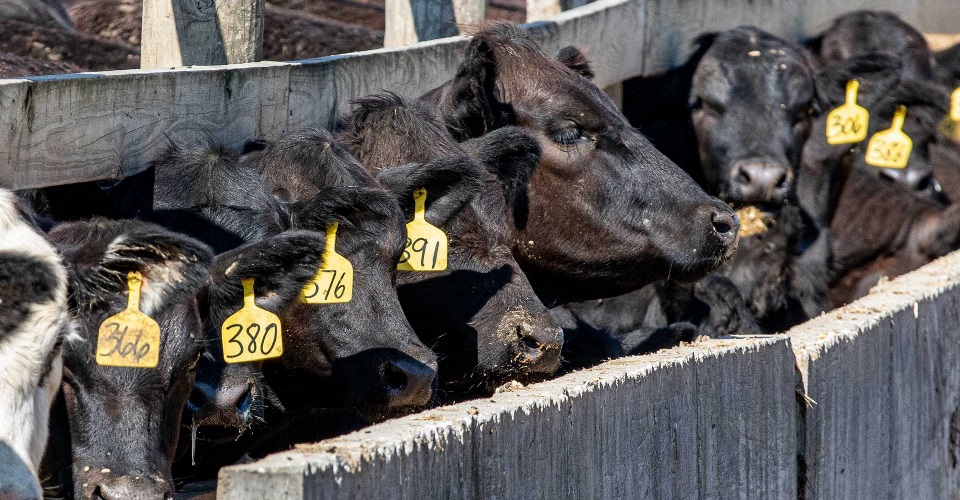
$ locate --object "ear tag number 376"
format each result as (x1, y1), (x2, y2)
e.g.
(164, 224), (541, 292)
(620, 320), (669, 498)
(96, 271), (161, 369)
(826, 80), (869, 145)
(301, 221), (353, 304)
(398, 188), (448, 272)
(221, 278), (283, 363)
(866, 105), (913, 169)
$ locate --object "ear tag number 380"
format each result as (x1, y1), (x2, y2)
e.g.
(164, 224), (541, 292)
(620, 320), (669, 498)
(866, 105), (913, 169)
(301, 221), (353, 304)
(826, 80), (869, 145)
(96, 272), (161, 369)
(221, 278), (283, 363)
(398, 188), (448, 272)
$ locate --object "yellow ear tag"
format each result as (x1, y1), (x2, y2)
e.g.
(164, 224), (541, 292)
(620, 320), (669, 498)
(301, 221), (353, 304)
(865, 105), (913, 169)
(397, 188), (448, 272)
(825, 80), (869, 145)
(221, 278), (283, 364)
(96, 272), (161, 369)
(951, 87), (960, 122)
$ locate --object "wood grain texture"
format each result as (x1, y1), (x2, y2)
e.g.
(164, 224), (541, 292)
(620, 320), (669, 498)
(141, 0), (264, 68)
(790, 251), (960, 500)
(219, 336), (797, 500)
(1, 0), (957, 189)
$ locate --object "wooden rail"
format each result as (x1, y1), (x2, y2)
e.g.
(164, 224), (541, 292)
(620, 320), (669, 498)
(0, 0), (955, 190)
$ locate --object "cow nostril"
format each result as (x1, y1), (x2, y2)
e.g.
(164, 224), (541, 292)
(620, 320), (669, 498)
(517, 325), (542, 352)
(235, 387), (253, 415)
(734, 165), (752, 186)
(187, 387), (208, 413)
(709, 208), (739, 248)
(384, 362), (409, 393)
(774, 171), (788, 189)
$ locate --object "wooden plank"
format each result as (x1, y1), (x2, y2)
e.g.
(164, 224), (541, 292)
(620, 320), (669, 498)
(0, 80), (28, 188)
(141, 0), (265, 68)
(790, 251), (960, 499)
(384, 0), (482, 48)
(526, 0), (560, 22)
(219, 336), (796, 499)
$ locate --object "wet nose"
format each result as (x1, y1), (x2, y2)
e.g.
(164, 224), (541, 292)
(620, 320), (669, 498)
(382, 358), (435, 408)
(94, 475), (172, 500)
(187, 381), (253, 425)
(704, 204), (740, 251)
(879, 167), (937, 194)
(515, 320), (563, 375)
(730, 160), (791, 202)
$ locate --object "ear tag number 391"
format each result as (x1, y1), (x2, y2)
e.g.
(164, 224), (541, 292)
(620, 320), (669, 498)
(96, 271), (161, 369)
(866, 105), (913, 169)
(221, 278), (283, 363)
(301, 221), (353, 304)
(826, 80), (869, 145)
(398, 188), (448, 272)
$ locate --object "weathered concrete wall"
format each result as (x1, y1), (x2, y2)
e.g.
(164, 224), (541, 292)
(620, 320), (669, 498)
(791, 252), (960, 499)
(218, 250), (960, 499)
(1, 0), (958, 189)
(219, 336), (798, 500)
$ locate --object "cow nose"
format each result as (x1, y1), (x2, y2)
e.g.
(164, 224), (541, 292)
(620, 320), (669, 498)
(879, 167), (936, 194)
(706, 205), (740, 251)
(514, 320), (563, 375)
(93, 475), (172, 500)
(382, 358), (435, 408)
(187, 381), (254, 425)
(730, 160), (791, 203)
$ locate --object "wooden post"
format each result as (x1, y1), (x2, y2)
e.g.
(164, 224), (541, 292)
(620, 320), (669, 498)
(141, 0), (264, 69)
(527, 0), (588, 22)
(384, 0), (485, 48)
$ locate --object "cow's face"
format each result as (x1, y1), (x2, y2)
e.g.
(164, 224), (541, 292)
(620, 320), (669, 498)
(690, 27), (814, 207)
(49, 220), (212, 500)
(425, 23), (739, 303)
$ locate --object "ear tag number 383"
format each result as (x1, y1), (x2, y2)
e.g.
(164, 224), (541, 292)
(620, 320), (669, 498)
(301, 221), (353, 304)
(96, 272), (161, 369)
(826, 80), (869, 145)
(221, 278), (283, 363)
(866, 105), (913, 169)
(398, 188), (448, 272)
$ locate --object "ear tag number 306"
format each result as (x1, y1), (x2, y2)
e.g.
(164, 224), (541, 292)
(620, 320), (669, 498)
(96, 271), (161, 369)
(221, 278), (283, 363)
(866, 105), (913, 169)
(398, 188), (448, 272)
(301, 221), (353, 304)
(826, 80), (869, 145)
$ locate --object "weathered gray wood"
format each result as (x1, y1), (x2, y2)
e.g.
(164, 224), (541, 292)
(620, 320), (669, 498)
(141, 0), (264, 69)
(383, 0), (483, 48)
(219, 336), (797, 500)
(526, 0), (560, 22)
(0, 0), (957, 189)
(790, 252), (960, 499)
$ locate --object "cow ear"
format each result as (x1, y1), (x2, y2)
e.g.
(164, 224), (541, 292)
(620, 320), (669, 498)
(376, 157), (483, 227)
(51, 223), (213, 317)
(556, 46), (594, 79)
(447, 37), (504, 141)
(206, 231), (324, 323)
(287, 186), (401, 235)
(461, 126), (540, 208)
(917, 204), (960, 258)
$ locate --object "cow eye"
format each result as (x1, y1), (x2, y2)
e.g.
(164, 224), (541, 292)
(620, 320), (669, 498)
(552, 126), (585, 146)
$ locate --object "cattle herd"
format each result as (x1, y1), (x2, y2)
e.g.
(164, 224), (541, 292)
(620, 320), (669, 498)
(1, 8), (960, 500)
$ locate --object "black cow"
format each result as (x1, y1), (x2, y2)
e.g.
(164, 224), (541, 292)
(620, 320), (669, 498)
(809, 10), (933, 80)
(338, 93), (563, 393)
(420, 23), (740, 304)
(42, 219), (212, 500)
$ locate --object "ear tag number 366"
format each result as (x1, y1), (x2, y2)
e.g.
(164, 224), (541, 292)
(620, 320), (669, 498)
(96, 272), (161, 369)
(301, 221), (353, 303)
(866, 105), (913, 169)
(826, 80), (869, 145)
(398, 188), (448, 272)
(221, 278), (283, 363)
